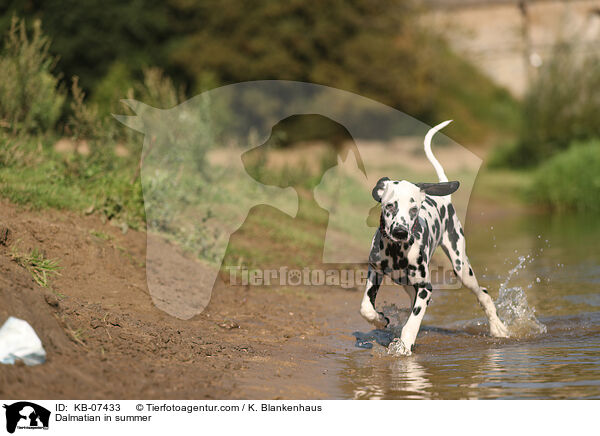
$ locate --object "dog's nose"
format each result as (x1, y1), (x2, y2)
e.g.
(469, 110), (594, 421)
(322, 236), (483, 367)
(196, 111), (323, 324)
(391, 226), (408, 240)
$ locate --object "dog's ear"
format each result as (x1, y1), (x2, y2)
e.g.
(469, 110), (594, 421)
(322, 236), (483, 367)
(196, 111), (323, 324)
(416, 181), (459, 196)
(372, 177), (390, 202)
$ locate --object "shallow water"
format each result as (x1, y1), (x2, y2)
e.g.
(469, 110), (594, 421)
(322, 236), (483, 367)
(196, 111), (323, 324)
(337, 213), (600, 399)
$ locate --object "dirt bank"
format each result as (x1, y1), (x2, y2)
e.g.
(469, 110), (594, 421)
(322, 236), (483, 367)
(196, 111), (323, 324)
(0, 200), (368, 399)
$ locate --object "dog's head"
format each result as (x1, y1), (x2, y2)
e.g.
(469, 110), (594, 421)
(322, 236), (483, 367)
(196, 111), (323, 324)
(372, 177), (459, 242)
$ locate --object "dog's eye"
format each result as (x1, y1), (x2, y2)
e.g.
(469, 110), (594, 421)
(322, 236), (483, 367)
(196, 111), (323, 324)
(409, 207), (418, 218)
(385, 204), (395, 212)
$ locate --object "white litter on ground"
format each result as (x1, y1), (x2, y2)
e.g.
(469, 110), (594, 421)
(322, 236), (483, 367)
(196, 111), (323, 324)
(0, 316), (46, 366)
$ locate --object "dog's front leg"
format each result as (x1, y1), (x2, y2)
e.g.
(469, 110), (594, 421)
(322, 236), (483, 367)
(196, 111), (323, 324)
(359, 266), (389, 329)
(389, 282), (432, 356)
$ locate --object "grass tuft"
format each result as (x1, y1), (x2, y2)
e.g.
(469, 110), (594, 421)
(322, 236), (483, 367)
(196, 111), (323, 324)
(10, 243), (61, 288)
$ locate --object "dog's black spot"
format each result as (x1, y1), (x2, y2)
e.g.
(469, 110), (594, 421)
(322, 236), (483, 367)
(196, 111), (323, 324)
(417, 255), (423, 264)
(445, 207), (461, 254)
(410, 197), (415, 203)
(379, 240), (384, 250)
(413, 306), (421, 316)
(394, 181), (399, 184)
(381, 259), (389, 272)
(460, 228), (464, 236)
(386, 242), (406, 270)
(482, 288), (489, 294)
(427, 298), (431, 305)
(469, 267), (473, 276)
(418, 264), (426, 277)
(399, 258), (408, 269)
(439, 205), (446, 220)
(408, 264), (416, 271)
(367, 285), (379, 305)
(366, 271), (382, 305)
(425, 197), (437, 208)
(418, 289), (428, 299)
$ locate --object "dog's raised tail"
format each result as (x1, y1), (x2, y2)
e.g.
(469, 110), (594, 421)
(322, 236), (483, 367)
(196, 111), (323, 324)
(424, 120), (452, 182)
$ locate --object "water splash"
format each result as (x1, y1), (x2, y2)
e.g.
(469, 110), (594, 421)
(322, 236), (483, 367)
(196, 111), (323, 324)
(495, 255), (547, 337)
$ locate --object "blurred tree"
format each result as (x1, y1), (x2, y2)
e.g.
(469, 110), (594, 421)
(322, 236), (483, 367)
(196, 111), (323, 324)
(0, 0), (517, 140)
(168, 0), (436, 118)
(0, 0), (172, 91)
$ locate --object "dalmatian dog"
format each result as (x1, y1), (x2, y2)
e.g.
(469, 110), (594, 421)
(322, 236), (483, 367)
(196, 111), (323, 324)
(360, 120), (509, 356)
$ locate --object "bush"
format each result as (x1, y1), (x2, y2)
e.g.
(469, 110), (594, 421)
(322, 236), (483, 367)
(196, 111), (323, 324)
(0, 17), (65, 134)
(500, 43), (600, 167)
(530, 140), (600, 213)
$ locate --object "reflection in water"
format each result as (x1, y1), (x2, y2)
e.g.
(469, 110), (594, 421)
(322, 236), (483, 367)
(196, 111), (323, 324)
(346, 351), (432, 400)
(388, 359), (432, 399)
(338, 214), (600, 400)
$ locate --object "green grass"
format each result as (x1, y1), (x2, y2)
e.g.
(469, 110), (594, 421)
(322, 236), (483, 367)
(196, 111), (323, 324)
(0, 134), (145, 229)
(10, 244), (61, 288)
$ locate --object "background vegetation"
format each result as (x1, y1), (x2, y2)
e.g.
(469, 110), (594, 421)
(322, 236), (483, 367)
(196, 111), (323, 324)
(0, 0), (598, 251)
(0, 1), (517, 141)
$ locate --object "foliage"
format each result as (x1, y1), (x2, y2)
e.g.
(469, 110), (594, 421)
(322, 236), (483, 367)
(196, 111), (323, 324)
(530, 140), (600, 213)
(495, 43), (600, 167)
(0, 3), (518, 141)
(0, 16), (65, 134)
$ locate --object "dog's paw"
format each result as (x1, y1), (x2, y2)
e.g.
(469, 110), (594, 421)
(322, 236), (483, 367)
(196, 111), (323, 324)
(373, 312), (390, 330)
(387, 338), (412, 356)
(490, 319), (510, 338)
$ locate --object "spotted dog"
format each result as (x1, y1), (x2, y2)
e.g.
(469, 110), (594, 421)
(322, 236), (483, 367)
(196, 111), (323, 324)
(360, 120), (509, 356)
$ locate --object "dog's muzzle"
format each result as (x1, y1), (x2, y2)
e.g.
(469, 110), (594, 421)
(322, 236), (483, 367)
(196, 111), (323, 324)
(391, 226), (409, 240)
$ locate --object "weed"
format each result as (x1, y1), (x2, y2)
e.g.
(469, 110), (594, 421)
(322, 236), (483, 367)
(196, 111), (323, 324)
(89, 229), (112, 241)
(10, 243), (61, 287)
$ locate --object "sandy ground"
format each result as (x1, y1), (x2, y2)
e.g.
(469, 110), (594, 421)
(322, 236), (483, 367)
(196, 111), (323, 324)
(0, 200), (372, 399)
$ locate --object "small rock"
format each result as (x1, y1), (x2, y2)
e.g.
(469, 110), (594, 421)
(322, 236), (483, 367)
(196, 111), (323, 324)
(218, 320), (240, 330)
(44, 292), (60, 308)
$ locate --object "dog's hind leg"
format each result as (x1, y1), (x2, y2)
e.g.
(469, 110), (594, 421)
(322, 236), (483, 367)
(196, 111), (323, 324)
(360, 266), (389, 329)
(441, 208), (509, 338)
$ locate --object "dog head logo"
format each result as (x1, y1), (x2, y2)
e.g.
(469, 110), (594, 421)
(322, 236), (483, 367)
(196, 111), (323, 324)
(116, 81), (482, 318)
(3, 402), (50, 434)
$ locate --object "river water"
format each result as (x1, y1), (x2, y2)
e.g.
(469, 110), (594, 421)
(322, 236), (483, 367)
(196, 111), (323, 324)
(336, 213), (600, 399)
